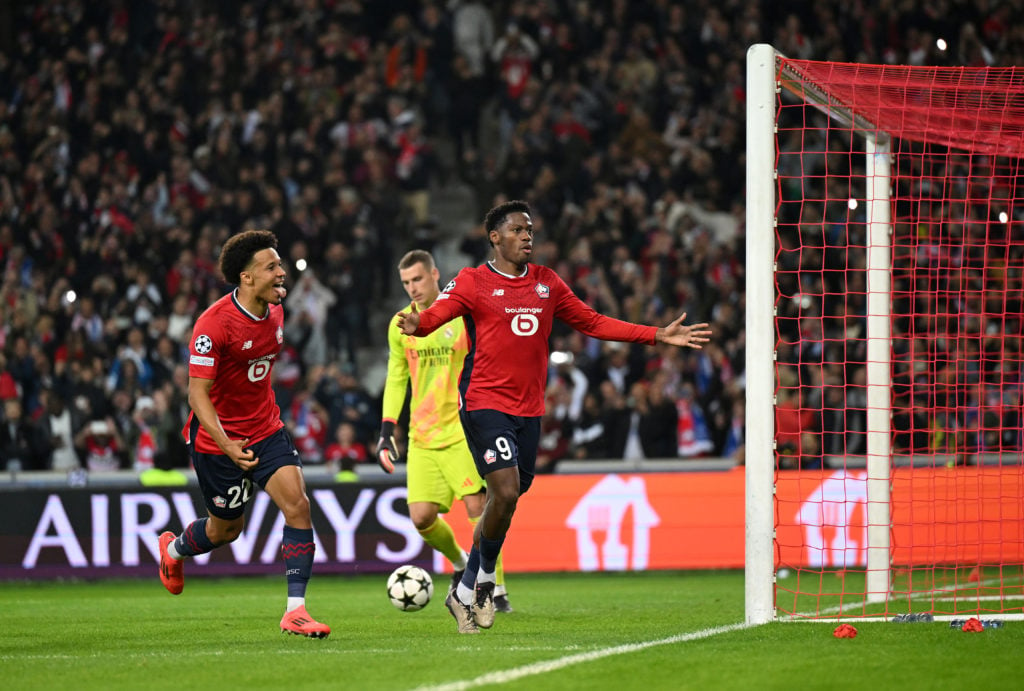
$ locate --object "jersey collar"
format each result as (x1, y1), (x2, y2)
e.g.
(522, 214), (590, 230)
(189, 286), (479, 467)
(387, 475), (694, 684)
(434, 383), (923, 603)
(231, 288), (270, 321)
(486, 261), (528, 279)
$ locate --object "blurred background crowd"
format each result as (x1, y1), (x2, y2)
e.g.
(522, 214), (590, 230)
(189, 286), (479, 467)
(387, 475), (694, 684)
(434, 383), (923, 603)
(1, 0), (1020, 476)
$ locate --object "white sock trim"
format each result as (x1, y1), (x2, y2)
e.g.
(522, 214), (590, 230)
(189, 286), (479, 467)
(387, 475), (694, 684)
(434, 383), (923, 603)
(166, 541), (183, 560)
(286, 597), (305, 613)
(456, 582), (475, 606)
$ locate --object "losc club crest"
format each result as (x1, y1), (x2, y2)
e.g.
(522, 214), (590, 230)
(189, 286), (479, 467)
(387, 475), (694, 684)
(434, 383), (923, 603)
(534, 283), (550, 299)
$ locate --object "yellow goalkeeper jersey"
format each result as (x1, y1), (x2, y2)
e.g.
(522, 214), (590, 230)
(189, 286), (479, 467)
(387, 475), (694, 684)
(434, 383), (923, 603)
(382, 307), (469, 450)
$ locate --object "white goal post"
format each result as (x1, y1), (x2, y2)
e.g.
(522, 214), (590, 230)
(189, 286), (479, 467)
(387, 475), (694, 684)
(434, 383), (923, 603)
(745, 43), (893, 624)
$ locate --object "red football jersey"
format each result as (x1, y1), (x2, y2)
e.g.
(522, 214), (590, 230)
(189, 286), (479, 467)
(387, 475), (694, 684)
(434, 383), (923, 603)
(182, 291), (286, 454)
(415, 263), (657, 416)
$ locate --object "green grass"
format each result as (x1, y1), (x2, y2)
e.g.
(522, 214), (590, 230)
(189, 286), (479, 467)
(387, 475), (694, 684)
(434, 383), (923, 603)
(1, 571), (1020, 690)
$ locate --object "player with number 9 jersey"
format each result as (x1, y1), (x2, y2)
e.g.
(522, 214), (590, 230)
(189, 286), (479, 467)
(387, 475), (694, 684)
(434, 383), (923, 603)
(420, 263), (656, 418)
(396, 200), (712, 634)
(182, 293), (286, 453)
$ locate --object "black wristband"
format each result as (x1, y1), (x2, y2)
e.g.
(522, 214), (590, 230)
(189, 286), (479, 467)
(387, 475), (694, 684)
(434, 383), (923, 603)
(380, 420), (396, 439)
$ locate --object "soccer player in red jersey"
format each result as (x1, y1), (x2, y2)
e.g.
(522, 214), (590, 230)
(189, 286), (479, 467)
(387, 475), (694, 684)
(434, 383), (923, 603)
(397, 200), (712, 632)
(157, 229), (330, 638)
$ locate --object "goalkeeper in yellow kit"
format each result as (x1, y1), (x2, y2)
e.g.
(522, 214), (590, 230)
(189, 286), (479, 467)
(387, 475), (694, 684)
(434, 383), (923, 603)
(377, 249), (510, 611)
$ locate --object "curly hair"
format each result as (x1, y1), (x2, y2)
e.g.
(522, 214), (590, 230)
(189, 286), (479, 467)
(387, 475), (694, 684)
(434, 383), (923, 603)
(484, 199), (531, 233)
(219, 229), (278, 285)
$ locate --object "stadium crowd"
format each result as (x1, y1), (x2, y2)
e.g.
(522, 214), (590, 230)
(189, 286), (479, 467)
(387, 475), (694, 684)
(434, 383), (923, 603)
(1, 0), (1020, 475)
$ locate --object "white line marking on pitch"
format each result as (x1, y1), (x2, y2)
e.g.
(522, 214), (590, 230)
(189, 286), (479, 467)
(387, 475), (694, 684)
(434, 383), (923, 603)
(410, 622), (750, 691)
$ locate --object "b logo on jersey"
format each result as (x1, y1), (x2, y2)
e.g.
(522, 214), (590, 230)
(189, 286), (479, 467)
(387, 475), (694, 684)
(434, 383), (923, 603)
(194, 334), (213, 354)
(535, 283), (550, 299)
(511, 313), (539, 336)
(443, 279), (456, 293)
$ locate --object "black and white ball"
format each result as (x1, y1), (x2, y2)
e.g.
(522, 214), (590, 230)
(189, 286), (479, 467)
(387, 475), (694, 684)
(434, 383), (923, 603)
(386, 564), (434, 612)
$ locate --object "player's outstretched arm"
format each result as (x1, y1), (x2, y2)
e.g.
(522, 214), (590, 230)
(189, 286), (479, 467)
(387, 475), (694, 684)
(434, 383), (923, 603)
(654, 312), (712, 349)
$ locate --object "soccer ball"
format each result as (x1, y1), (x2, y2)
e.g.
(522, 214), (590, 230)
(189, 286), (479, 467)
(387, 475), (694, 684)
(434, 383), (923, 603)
(386, 564), (434, 612)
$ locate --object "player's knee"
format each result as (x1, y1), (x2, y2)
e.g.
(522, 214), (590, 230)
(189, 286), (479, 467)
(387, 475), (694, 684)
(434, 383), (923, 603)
(489, 484), (519, 518)
(409, 505), (439, 531)
(462, 491), (486, 519)
(278, 493), (311, 523)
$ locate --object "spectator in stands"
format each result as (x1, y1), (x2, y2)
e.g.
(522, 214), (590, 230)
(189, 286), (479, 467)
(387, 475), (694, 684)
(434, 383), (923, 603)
(287, 388), (331, 466)
(74, 418), (126, 472)
(284, 263), (337, 369)
(635, 374), (679, 459)
(324, 421), (370, 474)
(3, 0), (1014, 476)
(1, 396), (48, 471)
(38, 386), (83, 471)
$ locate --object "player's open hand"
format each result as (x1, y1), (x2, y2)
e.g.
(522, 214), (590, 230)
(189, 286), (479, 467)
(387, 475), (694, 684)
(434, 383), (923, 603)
(396, 302), (420, 336)
(655, 312), (712, 349)
(224, 437), (258, 470)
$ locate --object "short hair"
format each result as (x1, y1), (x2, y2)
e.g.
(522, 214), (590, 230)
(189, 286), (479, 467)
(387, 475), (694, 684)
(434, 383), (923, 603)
(484, 199), (531, 233)
(219, 229), (278, 285)
(398, 249), (436, 271)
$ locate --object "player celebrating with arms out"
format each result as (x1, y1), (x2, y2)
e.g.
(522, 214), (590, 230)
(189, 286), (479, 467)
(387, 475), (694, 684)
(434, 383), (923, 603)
(397, 200), (712, 633)
(157, 229), (330, 638)
(377, 249), (511, 622)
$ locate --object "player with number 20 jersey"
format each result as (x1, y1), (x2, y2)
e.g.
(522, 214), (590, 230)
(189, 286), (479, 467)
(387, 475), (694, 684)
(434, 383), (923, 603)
(183, 292), (285, 453)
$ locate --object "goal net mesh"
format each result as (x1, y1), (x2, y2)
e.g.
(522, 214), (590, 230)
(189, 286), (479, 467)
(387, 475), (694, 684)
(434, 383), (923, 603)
(771, 58), (1024, 619)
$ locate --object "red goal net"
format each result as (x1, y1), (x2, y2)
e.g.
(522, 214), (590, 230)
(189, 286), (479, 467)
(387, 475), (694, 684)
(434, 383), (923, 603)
(769, 58), (1024, 619)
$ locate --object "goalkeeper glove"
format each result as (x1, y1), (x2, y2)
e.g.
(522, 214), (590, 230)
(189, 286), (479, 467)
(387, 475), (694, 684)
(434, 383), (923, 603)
(376, 421), (399, 473)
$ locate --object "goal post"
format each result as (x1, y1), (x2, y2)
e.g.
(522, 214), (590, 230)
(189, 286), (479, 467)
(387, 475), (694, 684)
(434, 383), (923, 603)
(744, 43), (776, 625)
(745, 43), (1024, 623)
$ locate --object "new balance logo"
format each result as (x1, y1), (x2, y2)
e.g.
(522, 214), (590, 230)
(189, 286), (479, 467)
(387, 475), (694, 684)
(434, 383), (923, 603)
(492, 289), (504, 296)
(241, 340), (253, 350)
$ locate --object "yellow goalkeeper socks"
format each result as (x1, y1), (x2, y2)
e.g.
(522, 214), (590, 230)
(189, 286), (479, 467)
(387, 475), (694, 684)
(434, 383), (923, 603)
(418, 517), (466, 569)
(496, 552), (506, 590)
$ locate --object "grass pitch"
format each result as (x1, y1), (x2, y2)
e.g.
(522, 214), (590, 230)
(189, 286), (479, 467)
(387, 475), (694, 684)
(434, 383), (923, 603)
(1, 570), (1020, 690)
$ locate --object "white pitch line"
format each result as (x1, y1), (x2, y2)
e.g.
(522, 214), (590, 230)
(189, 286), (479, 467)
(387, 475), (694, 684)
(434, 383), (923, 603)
(410, 622), (751, 691)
